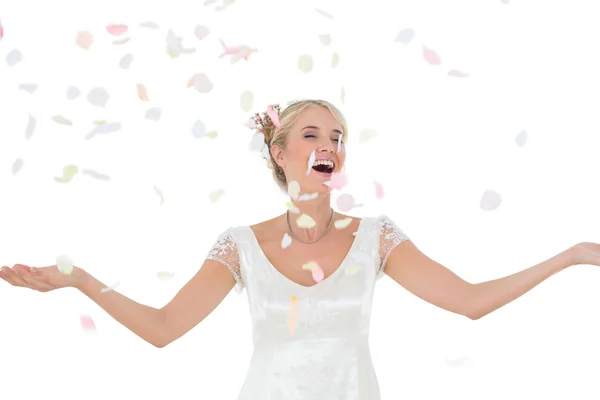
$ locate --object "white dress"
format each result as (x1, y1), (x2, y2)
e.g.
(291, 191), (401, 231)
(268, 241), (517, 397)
(206, 215), (409, 400)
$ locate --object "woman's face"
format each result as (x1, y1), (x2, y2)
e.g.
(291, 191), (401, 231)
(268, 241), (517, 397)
(272, 106), (346, 194)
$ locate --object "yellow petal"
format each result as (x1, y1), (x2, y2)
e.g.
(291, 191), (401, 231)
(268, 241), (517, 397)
(296, 214), (316, 228)
(209, 189), (225, 203)
(157, 271), (174, 280)
(302, 261), (319, 271)
(334, 217), (353, 229)
(344, 264), (361, 276)
(298, 54), (313, 73)
(285, 201), (300, 214)
(93, 120), (106, 125)
(54, 165), (78, 183)
(205, 130), (218, 139)
(331, 52), (340, 68)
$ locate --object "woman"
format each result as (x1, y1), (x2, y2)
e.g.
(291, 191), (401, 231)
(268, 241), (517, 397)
(2, 99), (600, 399)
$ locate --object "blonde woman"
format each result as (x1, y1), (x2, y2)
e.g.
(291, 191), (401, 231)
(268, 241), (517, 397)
(2, 99), (600, 399)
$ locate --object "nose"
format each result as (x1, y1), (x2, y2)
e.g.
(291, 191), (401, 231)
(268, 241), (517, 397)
(318, 137), (335, 153)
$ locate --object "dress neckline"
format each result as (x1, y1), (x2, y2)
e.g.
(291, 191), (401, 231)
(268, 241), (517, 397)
(245, 218), (366, 290)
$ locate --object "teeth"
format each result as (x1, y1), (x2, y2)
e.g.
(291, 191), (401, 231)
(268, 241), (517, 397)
(313, 160), (334, 168)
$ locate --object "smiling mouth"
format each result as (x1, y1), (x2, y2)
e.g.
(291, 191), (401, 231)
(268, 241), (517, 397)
(312, 163), (335, 174)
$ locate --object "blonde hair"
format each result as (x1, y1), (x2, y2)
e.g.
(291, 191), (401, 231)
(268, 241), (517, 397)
(256, 99), (348, 192)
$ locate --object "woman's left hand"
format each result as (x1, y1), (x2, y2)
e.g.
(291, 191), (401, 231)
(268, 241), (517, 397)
(570, 242), (600, 266)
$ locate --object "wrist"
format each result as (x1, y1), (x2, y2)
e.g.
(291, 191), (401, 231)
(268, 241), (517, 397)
(72, 266), (90, 291)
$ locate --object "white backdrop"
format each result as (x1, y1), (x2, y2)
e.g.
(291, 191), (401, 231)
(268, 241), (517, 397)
(2, 0), (600, 399)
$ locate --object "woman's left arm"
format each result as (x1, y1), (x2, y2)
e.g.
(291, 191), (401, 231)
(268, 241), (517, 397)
(384, 241), (599, 320)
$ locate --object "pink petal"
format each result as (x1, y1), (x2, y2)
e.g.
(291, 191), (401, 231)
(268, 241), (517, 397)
(374, 181), (384, 199)
(0, 22), (4, 41)
(266, 105), (280, 131)
(423, 45), (441, 65)
(336, 193), (355, 212)
(80, 315), (96, 331)
(106, 24), (128, 36)
(311, 265), (324, 283)
(329, 172), (348, 190)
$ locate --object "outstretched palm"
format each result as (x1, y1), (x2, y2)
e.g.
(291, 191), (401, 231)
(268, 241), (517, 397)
(0, 264), (82, 292)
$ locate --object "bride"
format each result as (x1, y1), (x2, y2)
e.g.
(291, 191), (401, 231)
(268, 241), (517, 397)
(3, 99), (600, 399)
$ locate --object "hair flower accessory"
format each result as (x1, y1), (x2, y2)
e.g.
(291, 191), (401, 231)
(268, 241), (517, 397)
(250, 104), (281, 132)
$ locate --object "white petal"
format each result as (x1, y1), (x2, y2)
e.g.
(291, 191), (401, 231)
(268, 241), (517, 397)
(306, 150), (316, 175)
(296, 214), (316, 228)
(298, 192), (318, 201)
(281, 233), (292, 249)
(287, 180), (300, 200)
(334, 217), (352, 229)
(56, 254), (73, 275)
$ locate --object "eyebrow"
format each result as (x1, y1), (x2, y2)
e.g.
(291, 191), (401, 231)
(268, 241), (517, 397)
(301, 126), (343, 135)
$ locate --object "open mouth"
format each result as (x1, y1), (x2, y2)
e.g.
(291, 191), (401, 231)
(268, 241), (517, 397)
(312, 161), (335, 175)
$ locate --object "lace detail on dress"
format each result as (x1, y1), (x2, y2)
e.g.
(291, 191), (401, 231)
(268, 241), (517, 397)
(206, 228), (244, 294)
(377, 215), (409, 278)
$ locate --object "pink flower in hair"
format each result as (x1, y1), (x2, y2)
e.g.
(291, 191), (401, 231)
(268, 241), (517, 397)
(266, 105), (280, 131)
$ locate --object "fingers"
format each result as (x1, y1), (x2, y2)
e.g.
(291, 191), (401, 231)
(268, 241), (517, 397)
(1, 266), (27, 287)
(15, 267), (55, 292)
(0, 265), (54, 292)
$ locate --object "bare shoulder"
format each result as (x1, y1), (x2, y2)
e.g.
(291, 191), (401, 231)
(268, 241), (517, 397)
(249, 215), (283, 242)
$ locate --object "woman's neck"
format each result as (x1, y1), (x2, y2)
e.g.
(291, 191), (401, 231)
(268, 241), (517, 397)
(287, 195), (334, 242)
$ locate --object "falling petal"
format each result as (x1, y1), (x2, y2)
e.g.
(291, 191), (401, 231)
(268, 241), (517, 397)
(374, 181), (384, 199)
(106, 24), (128, 36)
(52, 115), (73, 126)
(87, 87), (109, 107)
(137, 83), (149, 101)
(166, 29), (195, 58)
(119, 53), (133, 69)
(480, 189), (502, 211)
(0, 20), (4, 41)
(331, 52), (340, 68)
(323, 180), (331, 187)
(139, 21), (159, 29)
(100, 281), (120, 293)
(288, 180), (300, 200)
(206, 131), (218, 139)
(344, 264), (361, 276)
(298, 55), (313, 73)
(6, 49), (22, 67)
(515, 130), (527, 147)
(423, 45), (441, 65)
(112, 37), (130, 45)
(359, 129), (377, 142)
(12, 159), (23, 175)
(298, 192), (319, 201)
(262, 145), (270, 160)
(145, 107), (161, 121)
(337, 133), (343, 153)
(311, 266), (324, 283)
(55, 165), (79, 183)
(25, 114), (36, 139)
(209, 189), (225, 203)
(447, 69), (470, 77)
(297, 214), (316, 228)
(82, 169), (110, 181)
(306, 150), (316, 175)
(56, 255), (73, 275)
(19, 83), (38, 94)
(336, 193), (356, 212)
(66, 86), (80, 100)
(240, 91), (253, 111)
(187, 73), (213, 92)
(334, 217), (353, 229)
(285, 201), (300, 214)
(340, 87), (345, 104)
(318, 34), (331, 46)
(315, 8), (334, 19)
(195, 25), (210, 40)
(287, 295), (298, 334)
(501, 0), (509, 3)
(154, 185), (165, 205)
(266, 105), (280, 131)
(444, 356), (469, 367)
(249, 133), (266, 152)
(395, 28), (415, 44)
(76, 31), (93, 50)
(157, 271), (175, 280)
(86, 122), (121, 139)
(191, 120), (206, 138)
(329, 172), (348, 190)
(80, 315), (96, 332)
(302, 261), (319, 271)
(281, 233), (292, 249)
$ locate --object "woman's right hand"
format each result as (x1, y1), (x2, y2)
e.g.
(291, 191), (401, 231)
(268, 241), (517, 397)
(0, 264), (86, 292)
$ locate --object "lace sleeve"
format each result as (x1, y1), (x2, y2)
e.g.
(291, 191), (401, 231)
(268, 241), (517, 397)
(377, 215), (410, 279)
(205, 228), (245, 294)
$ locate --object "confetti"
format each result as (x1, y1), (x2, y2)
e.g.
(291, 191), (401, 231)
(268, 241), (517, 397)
(86, 122), (122, 139)
(395, 28), (415, 44)
(187, 73), (213, 92)
(340, 87), (346, 104)
(423, 45), (441, 65)
(82, 169), (110, 181)
(331, 52), (340, 68)
(191, 120), (206, 138)
(106, 24), (128, 36)
(0, 20), (4, 41)
(240, 91), (254, 111)
(334, 217), (352, 229)
(249, 133), (266, 152)
(93, 120), (106, 125)
(206, 131), (218, 139)
(113, 37), (130, 45)
(87, 87), (109, 107)
(25, 114), (36, 139)
(119, 53), (133, 69)
(302, 261), (319, 271)
(318, 34), (331, 46)
(66, 86), (80, 99)
(374, 181), (384, 199)
(19, 83), (38, 94)
(157, 271), (175, 280)
(55, 165), (78, 183)
(285, 201), (300, 214)
(329, 172), (348, 190)
(315, 8), (334, 19)
(337, 133), (344, 153)
(303, 262), (325, 283)
(281, 233), (292, 249)
(359, 129), (377, 142)
(80, 315), (96, 332)
(296, 214), (316, 228)
(344, 264), (361, 276)
(101, 281), (120, 293)
(501, 0), (509, 3)
(137, 83), (149, 101)
(306, 150), (316, 175)
(336, 193), (356, 212)
(287, 295), (298, 334)
(56, 255), (73, 275)
(166, 29), (196, 58)
(447, 69), (470, 77)
(195, 25), (210, 40)
(139, 21), (159, 29)
(298, 192), (318, 201)
(444, 356), (469, 367)
(6, 49), (22, 67)
(480, 189), (501, 211)
(76, 31), (93, 50)
(298, 55), (313, 73)
(218, 39), (256, 63)
(154, 185), (165, 205)
(209, 189), (225, 203)
(145, 107), (161, 121)
(515, 130), (527, 147)
(12, 159), (23, 175)
(323, 181), (331, 187)
(52, 115), (73, 126)
(287, 180), (300, 200)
